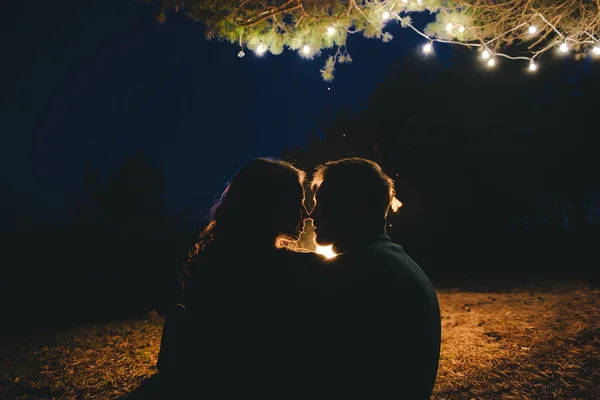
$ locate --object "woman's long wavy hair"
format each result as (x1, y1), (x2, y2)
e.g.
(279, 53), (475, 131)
(184, 158), (306, 272)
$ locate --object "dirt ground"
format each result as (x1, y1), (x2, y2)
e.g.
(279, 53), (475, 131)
(1, 280), (598, 399)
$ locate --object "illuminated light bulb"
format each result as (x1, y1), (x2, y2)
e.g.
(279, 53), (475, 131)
(327, 26), (336, 36)
(422, 42), (433, 54)
(529, 62), (537, 71)
(482, 49), (490, 59)
(382, 11), (391, 21)
(593, 46), (600, 55)
(256, 44), (266, 55)
(458, 26), (465, 33)
(238, 50), (245, 58)
(302, 45), (311, 54)
(487, 58), (495, 67)
(559, 42), (569, 53)
(528, 25), (537, 34)
(446, 23), (453, 32)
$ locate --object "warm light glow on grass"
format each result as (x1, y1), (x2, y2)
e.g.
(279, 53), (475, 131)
(2, 283), (597, 399)
(315, 244), (337, 259)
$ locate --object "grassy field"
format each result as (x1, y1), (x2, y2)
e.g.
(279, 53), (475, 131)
(1, 281), (598, 399)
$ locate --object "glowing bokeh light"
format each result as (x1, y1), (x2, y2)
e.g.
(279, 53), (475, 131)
(391, 197), (403, 212)
(559, 42), (569, 53)
(316, 245), (337, 259)
(423, 42), (433, 54)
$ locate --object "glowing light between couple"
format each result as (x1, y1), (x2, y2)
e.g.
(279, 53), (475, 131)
(309, 196), (403, 259)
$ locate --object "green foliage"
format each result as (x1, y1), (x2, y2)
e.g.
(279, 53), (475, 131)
(146, 1), (600, 80)
(147, 0), (444, 79)
(320, 55), (336, 82)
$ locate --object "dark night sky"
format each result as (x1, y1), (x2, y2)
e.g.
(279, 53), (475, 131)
(1, 0), (439, 224)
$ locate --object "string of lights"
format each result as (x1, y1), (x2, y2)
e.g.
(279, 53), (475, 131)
(387, 8), (600, 73)
(177, 0), (600, 79)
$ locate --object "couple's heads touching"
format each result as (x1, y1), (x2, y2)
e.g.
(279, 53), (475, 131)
(189, 156), (399, 261)
(163, 157), (441, 400)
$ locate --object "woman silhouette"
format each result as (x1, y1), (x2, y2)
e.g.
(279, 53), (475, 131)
(157, 158), (322, 397)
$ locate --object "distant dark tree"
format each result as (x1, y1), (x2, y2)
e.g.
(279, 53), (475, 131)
(283, 49), (600, 279)
(70, 151), (191, 320)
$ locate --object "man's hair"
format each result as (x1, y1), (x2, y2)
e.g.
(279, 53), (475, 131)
(311, 158), (397, 218)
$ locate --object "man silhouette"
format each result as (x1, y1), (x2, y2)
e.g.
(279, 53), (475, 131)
(310, 158), (441, 399)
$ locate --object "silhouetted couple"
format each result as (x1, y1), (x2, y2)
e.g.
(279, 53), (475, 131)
(157, 157), (441, 399)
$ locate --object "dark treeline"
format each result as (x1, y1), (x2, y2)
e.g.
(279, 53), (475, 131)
(1, 152), (197, 338)
(3, 49), (600, 338)
(284, 48), (600, 286)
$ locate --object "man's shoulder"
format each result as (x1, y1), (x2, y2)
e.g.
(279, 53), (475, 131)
(343, 241), (431, 281)
(345, 240), (411, 265)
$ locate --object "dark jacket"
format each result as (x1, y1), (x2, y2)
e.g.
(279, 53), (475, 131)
(159, 244), (325, 398)
(318, 231), (441, 400)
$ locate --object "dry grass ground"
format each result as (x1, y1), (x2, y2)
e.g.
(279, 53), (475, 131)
(1, 281), (598, 399)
